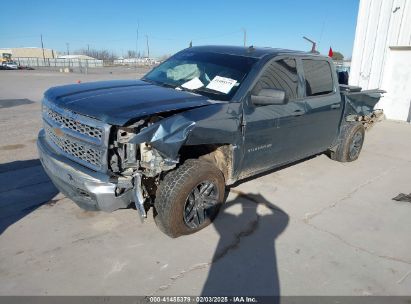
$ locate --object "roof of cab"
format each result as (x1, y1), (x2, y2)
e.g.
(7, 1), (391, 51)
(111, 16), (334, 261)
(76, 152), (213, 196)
(185, 45), (320, 59)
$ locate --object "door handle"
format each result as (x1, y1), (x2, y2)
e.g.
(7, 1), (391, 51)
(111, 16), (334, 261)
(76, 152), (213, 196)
(293, 109), (304, 116)
(331, 104), (341, 109)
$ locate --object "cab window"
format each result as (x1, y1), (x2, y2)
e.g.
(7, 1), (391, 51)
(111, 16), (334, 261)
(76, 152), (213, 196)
(253, 59), (299, 102)
(302, 59), (334, 96)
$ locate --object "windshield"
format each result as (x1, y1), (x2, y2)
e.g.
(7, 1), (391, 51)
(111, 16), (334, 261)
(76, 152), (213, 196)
(142, 50), (258, 101)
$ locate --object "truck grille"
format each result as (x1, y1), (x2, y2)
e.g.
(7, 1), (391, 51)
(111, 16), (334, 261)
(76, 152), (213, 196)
(45, 107), (103, 140)
(44, 124), (102, 168)
(42, 99), (110, 172)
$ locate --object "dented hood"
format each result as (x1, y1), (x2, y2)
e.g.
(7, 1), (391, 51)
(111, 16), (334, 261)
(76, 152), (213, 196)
(44, 79), (216, 126)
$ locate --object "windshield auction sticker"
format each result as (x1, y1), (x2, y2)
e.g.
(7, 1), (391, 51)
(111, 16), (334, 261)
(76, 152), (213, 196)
(206, 76), (237, 94)
(181, 77), (204, 90)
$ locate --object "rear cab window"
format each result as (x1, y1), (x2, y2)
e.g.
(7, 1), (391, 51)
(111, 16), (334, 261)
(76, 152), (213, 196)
(302, 59), (334, 97)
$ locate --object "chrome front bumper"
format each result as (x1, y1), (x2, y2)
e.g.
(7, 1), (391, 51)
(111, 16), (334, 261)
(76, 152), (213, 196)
(37, 129), (132, 212)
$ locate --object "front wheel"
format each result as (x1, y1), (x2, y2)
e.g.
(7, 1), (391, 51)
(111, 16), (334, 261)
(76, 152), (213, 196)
(154, 159), (225, 238)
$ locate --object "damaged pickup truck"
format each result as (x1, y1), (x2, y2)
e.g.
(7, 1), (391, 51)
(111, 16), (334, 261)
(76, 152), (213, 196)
(37, 45), (384, 237)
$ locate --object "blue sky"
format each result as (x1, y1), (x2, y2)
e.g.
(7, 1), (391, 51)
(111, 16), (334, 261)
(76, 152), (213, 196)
(0, 0), (359, 58)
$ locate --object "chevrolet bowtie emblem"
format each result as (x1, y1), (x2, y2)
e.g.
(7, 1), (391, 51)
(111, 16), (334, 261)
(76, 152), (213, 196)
(53, 127), (64, 137)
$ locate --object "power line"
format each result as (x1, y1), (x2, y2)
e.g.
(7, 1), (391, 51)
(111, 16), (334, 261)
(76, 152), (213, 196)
(192, 30), (243, 42)
(3, 30), (243, 47)
(149, 29), (243, 42)
(0, 34), (40, 40)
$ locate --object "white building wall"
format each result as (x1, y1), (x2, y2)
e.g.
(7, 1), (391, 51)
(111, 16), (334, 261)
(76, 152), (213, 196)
(350, 0), (411, 121)
(378, 48), (411, 121)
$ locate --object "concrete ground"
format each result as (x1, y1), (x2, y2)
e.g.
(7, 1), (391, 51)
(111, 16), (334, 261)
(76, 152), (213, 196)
(0, 69), (410, 296)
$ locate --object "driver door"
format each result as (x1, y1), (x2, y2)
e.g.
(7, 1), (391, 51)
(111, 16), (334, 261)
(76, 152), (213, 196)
(240, 57), (309, 177)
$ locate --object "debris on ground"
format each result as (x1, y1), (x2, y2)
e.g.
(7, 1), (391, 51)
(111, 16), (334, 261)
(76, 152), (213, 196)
(392, 193), (411, 203)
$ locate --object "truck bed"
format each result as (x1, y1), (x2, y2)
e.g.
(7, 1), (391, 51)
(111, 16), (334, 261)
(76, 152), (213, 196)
(340, 85), (385, 116)
(340, 85), (385, 128)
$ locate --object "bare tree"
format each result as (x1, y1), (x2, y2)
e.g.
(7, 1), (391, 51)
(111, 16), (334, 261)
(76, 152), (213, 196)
(126, 50), (136, 58)
(158, 54), (171, 62)
(332, 51), (344, 61)
(76, 48), (117, 60)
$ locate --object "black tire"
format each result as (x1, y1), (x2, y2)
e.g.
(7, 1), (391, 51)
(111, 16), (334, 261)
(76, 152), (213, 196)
(330, 122), (365, 162)
(154, 159), (225, 238)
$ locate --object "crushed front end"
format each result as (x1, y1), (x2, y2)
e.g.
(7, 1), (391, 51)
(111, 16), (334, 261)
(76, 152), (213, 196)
(37, 98), (175, 218)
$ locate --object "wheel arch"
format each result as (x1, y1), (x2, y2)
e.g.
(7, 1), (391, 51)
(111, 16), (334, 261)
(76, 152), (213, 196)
(178, 144), (234, 184)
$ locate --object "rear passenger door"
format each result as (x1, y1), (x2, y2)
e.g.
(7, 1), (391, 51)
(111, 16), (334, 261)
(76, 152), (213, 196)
(300, 58), (343, 154)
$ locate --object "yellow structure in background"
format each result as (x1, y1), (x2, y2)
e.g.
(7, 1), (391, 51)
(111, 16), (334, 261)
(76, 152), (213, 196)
(0, 47), (57, 59)
(0, 51), (12, 63)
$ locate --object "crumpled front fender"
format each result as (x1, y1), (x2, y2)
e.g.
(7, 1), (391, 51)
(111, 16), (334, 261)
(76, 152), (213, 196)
(128, 103), (241, 160)
(129, 115), (196, 159)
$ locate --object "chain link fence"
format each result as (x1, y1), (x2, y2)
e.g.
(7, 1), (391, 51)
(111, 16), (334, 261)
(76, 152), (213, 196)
(14, 57), (103, 68)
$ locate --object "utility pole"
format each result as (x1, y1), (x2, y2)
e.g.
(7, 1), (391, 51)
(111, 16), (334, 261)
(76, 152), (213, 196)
(40, 34), (46, 65)
(66, 42), (70, 68)
(146, 35), (150, 58)
(136, 22), (139, 58)
(242, 28), (247, 47)
(135, 22), (139, 70)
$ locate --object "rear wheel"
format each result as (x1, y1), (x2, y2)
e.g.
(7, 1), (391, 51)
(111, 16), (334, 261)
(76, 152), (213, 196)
(154, 159), (225, 238)
(329, 123), (365, 162)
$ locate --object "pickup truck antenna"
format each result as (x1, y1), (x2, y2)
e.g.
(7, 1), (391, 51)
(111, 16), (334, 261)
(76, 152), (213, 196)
(303, 36), (318, 54)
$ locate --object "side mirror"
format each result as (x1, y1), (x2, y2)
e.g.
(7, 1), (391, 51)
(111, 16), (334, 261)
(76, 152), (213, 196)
(251, 88), (288, 106)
